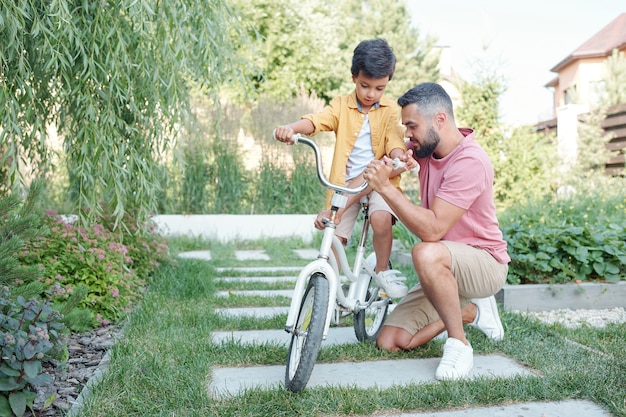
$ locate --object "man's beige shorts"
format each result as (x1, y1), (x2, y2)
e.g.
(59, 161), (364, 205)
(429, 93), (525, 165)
(384, 240), (508, 335)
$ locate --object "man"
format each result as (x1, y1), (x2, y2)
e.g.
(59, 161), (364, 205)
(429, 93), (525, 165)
(363, 82), (510, 381)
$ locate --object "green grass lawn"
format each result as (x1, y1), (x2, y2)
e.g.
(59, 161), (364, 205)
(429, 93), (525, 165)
(71, 239), (626, 417)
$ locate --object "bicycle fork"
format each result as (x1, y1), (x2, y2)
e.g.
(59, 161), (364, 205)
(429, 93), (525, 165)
(284, 212), (340, 340)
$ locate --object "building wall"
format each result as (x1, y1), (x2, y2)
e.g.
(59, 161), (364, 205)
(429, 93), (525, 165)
(551, 57), (606, 116)
(550, 46), (626, 119)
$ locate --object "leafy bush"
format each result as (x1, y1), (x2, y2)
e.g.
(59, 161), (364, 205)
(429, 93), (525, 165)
(499, 184), (626, 284)
(18, 212), (170, 326)
(99, 213), (171, 282)
(0, 181), (82, 415)
(395, 182), (626, 285)
(0, 287), (64, 417)
(0, 183), (46, 288)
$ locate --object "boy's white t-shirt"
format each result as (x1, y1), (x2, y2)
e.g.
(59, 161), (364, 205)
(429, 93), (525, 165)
(346, 114), (375, 181)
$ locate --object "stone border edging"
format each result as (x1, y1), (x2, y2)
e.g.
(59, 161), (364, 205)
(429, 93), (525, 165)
(392, 251), (626, 312)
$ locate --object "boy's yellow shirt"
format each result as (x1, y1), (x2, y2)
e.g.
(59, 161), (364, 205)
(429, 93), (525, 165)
(302, 90), (407, 207)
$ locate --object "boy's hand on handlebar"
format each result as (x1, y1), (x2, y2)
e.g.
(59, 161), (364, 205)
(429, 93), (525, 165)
(273, 126), (296, 145)
(401, 149), (420, 172)
(393, 149), (419, 173)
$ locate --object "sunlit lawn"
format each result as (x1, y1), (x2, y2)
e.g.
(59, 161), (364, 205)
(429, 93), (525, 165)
(72, 237), (626, 417)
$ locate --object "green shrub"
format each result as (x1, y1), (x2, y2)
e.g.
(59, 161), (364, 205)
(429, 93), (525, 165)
(499, 185), (626, 284)
(19, 213), (138, 325)
(99, 213), (171, 282)
(395, 182), (626, 285)
(0, 287), (64, 417)
(0, 182), (47, 289)
(18, 212), (170, 326)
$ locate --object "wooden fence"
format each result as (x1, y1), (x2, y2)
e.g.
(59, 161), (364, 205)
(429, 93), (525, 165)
(535, 103), (626, 175)
(602, 103), (626, 175)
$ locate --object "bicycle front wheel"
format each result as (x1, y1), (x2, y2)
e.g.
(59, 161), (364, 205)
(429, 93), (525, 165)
(353, 275), (389, 342)
(285, 273), (329, 393)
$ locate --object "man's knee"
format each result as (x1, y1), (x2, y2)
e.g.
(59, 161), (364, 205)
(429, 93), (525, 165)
(412, 241), (443, 261)
(376, 326), (408, 352)
(411, 242), (450, 273)
(376, 336), (394, 351)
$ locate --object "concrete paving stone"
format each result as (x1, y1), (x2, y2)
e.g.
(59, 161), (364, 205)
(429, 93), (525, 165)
(209, 355), (534, 398)
(211, 326), (360, 346)
(293, 249), (319, 260)
(379, 399), (614, 417)
(215, 276), (297, 283)
(215, 289), (294, 298)
(235, 250), (270, 261)
(216, 266), (302, 273)
(214, 306), (290, 318)
(177, 250), (212, 260)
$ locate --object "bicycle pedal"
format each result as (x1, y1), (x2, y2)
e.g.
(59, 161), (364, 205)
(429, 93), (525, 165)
(377, 289), (392, 300)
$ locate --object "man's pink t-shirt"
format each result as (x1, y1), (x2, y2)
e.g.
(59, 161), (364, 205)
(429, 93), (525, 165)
(411, 128), (510, 264)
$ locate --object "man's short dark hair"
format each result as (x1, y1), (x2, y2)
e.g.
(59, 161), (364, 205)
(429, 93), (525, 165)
(351, 38), (396, 80)
(397, 82), (455, 118)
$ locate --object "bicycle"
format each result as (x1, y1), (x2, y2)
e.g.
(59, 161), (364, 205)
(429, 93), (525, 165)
(278, 132), (409, 393)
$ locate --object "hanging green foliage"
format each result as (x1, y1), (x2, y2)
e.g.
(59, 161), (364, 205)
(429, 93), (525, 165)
(0, 0), (252, 226)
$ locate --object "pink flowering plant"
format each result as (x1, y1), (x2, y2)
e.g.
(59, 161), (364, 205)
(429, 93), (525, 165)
(18, 212), (169, 326)
(99, 212), (171, 280)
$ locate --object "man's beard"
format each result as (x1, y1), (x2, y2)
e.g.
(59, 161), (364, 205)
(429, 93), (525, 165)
(414, 126), (440, 158)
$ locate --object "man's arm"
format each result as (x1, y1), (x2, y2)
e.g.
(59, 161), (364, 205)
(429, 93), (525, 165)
(363, 159), (465, 242)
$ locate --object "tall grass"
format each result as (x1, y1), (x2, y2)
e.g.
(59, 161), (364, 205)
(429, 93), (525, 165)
(152, 91), (332, 214)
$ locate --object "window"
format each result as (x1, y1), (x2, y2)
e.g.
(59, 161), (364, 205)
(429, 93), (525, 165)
(588, 80), (606, 106)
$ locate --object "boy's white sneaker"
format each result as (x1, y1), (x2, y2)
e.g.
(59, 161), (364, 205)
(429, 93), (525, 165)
(469, 296), (504, 342)
(435, 338), (473, 381)
(375, 269), (408, 298)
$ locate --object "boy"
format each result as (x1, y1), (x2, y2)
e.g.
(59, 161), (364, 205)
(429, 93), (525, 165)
(274, 38), (415, 298)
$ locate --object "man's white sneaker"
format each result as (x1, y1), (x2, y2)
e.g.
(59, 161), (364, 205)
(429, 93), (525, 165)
(375, 269), (408, 298)
(435, 338), (473, 381)
(469, 296), (504, 342)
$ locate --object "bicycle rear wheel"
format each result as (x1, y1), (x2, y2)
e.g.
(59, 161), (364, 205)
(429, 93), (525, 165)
(285, 273), (329, 393)
(353, 275), (389, 342)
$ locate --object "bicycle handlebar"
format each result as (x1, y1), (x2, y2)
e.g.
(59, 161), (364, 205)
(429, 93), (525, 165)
(273, 131), (368, 195)
(293, 134), (369, 195)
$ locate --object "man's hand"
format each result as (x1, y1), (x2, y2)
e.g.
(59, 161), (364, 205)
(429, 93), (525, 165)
(363, 158), (394, 192)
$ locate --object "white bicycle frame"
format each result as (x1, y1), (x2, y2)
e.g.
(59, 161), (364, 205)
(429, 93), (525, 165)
(283, 134), (388, 339)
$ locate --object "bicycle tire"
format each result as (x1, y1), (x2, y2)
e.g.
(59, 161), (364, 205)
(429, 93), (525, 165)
(353, 275), (389, 342)
(285, 273), (329, 393)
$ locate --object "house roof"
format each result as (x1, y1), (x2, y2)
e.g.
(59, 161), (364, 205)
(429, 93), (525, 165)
(550, 13), (626, 73)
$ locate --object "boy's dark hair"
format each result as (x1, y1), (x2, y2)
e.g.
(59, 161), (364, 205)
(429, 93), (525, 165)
(351, 38), (396, 80)
(397, 82), (455, 119)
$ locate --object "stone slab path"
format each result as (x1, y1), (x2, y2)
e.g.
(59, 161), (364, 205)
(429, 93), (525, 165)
(182, 249), (617, 417)
(210, 355), (533, 398)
